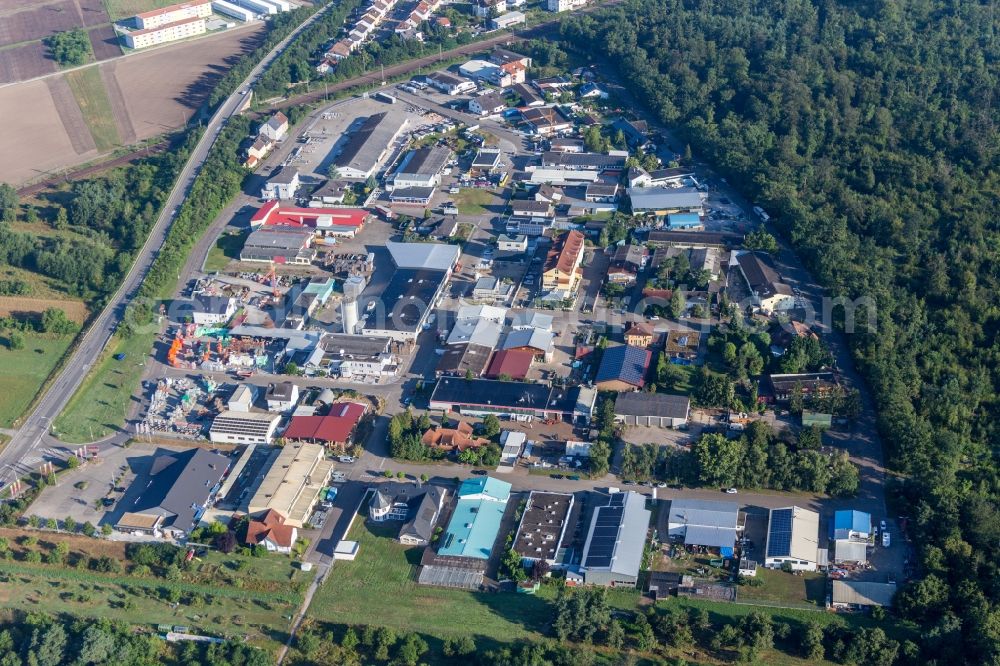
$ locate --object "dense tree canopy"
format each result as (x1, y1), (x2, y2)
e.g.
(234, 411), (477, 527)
(563, 0), (999, 662)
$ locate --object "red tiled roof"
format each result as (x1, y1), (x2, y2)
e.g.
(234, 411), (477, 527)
(485, 349), (534, 379)
(544, 229), (585, 274)
(626, 322), (654, 337)
(283, 402), (367, 444)
(246, 509), (296, 548)
(421, 422), (489, 451)
(251, 201), (369, 229)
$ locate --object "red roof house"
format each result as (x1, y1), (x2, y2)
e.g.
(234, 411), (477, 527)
(250, 201), (369, 237)
(283, 402), (367, 448)
(245, 509), (298, 553)
(485, 349), (534, 380)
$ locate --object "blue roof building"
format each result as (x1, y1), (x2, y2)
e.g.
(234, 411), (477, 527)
(667, 213), (702, 230)
(594, 345), (652, 391)
(832, 510), (872, 541)
(438, 476), (512, 559)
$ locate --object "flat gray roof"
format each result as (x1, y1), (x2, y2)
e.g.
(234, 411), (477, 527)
(615, 392), (690, 420)
(668, 499), (740, 529)
(627, 187), (704, 210)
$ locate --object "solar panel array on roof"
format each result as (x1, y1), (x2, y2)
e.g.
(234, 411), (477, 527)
(583, 495), (625, 568)
(767, 508), (793, 558)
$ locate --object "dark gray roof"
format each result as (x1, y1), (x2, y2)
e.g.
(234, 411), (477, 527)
(541, 152), (626, 170)
(614, 392), (690, 419)
(133, 449), (230, 533)
(170, 295), (234, 322)
(400, 485), (447, 544)
(647, 230), (743, 248)
(430, 377), (551, 410)
(334, 112), (393, 174)
(320, 333), (392, 358)
(362, 268), (445, 333)
(435, 343), (494, 377)
(736, 252), (792, 299)
(266, 382), (296, 401)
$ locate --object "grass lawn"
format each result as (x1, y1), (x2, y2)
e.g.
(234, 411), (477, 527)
(453, 188), (494, 216)
(309, 518), (553, 647)
(53, 330), (154, 442)
(0, 333), (74, 427)
(204, 230), (249, 273)
(103, 0), (182, 21)
(736, 567), (827, 608)
(65, 67), (121, 152)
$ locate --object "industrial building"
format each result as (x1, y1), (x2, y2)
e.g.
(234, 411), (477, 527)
(764, 506), (823, 571)
(283, 401), (367, 448)
(579, 491), (650, 587)
(438, 476), (512, 559)
(513, 491), (574, 566)
(831, 581), (897, 610)
(208, 410), (281, 444)
(212, 0), (255, 21)
(170, 295), (237, 325)
(114, 448), (230, 537)
(389, 146), (452, 191)
(250, 200), (369, 237)
(248, 441), (334, 527)
(429, 377), (594, 422)
(239, 226), (316, 265)
(125, 16), (207, 49)
(360, 242), (459, 342)
(332, 112), (408, 179)
(134, 0), (211, 29)
(832, 510), (872, 564)
(666, 499), (742, 557)
(613, 392), (690, 428)
(627, 187), (706, 216)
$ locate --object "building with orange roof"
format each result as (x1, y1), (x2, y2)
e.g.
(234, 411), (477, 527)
(542, 229), (585, 294)
(245, 509), (298, 553)
(421, 421), (490, 452)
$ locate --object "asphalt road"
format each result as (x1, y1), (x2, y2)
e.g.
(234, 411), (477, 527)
(0, 3), (343, 488)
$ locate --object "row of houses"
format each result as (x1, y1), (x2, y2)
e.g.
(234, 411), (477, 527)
(317, 0), (406, 71)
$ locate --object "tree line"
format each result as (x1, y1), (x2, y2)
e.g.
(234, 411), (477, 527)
(562, 0), (1000, 661)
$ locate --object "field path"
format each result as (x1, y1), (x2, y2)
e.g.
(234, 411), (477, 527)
(43, 76), (97, 154)
(100, 62), (138, 144)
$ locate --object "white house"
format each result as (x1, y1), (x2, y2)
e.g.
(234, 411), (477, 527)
(265, 381), (300, 412)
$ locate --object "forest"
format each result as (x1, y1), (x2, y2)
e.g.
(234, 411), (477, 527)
(562, 0), (999, 663)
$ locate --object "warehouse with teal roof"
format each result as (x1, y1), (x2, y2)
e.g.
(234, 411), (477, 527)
(438, 476), (512, 559)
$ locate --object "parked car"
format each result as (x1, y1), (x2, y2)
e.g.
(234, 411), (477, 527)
(338, 456), (355, 464)
(724, 487), (738, 494)
(879, 519), (887, 531)
(882, 531), (891, 547)
(471, 469), (488, 476)
(550, 474), (564, 479)
(567, 475), (581, 481)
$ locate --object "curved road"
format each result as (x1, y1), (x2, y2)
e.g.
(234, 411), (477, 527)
(0, 3), (342, 487)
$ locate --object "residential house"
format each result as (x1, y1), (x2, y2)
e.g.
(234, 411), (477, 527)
(735, 252), (795, 313)
(260, 112), (289, 142)
(511, 82), (544, 107)
(489, 47), (531, 68)
(245, 509), (298, 553)
(172, 295), (237, 325)
(261, 168), (300, 200)
(497, 234), (528, 253)
(594, 344), (651, 391)
(765, 372), (839, 403)
(541, 229), (585, 294)
(584, 178), (620, 203)
(469, 92), (507, 116)
(624, 321), (655, 348)
(421, 421), (491, 452)
(549, 137), (584, 153)
(473, 0), (505, 17)
(520, 106), (573, 135)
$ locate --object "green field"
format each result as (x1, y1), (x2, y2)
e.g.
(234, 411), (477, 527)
(65, 67), (122, 152)
(736, 567), (826, 608)
(453, 188), (494, 216)
(0, 333), (74, 427)
(102, 0), (185, 21)
(0, 546), (310, 650)
(310, 518), (553, 645)
(204, 230), (249, 272)
(53, 330), (154, 442)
